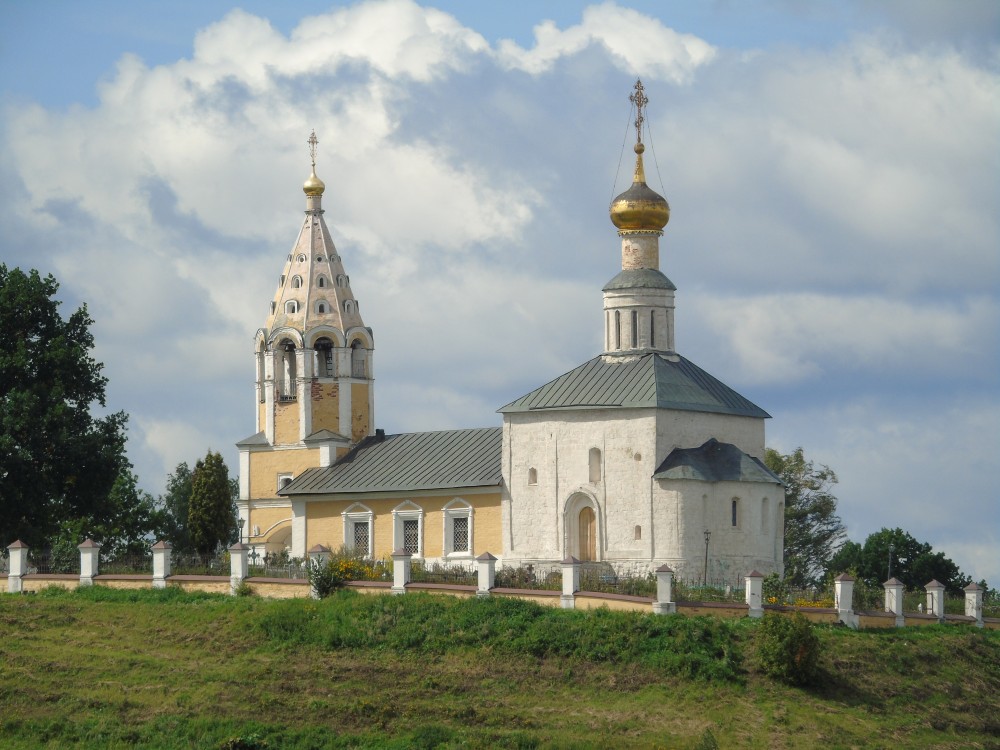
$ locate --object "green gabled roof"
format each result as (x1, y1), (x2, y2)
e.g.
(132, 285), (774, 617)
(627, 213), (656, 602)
(280, 427), (502, 496)
(653, 438), (782, 483)
(498, 353), (770, 419)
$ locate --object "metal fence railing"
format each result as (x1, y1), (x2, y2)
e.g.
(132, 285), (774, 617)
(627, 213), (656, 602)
(170, 553), (231, 576)
(493, 563), (562, 591)
(409, 561), (477, 586)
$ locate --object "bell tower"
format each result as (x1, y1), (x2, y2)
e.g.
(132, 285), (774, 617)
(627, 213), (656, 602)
(604, 80), (677, 355)
(254, 132), (375, 453)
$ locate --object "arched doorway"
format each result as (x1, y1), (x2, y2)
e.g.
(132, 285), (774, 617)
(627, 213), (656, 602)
(578, 506), (596, 561)
(564, 492), (600, 561)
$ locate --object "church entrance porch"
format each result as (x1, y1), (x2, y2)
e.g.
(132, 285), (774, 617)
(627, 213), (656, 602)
(564, 492), (601, 562)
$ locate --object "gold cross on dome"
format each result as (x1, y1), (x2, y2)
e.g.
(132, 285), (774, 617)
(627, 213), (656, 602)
(307, 130), (319, 167)
(629, 79), (648, 145)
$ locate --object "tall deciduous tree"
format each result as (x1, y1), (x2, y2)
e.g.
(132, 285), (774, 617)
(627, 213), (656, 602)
(765, 447), (846, 586)
(158, 462), (195, 554)
(0, 265), (130, 549)
(827, 527), (971, 594)
(188, 451), (235, 554)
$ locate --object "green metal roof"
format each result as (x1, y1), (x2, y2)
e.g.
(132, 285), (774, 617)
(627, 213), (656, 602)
(602, 267), (676, 292)
(653, 438), (781, 483)
(498, 353), (770, 419)
(280, 427), (502, 496)
(236, 431), (268, 447)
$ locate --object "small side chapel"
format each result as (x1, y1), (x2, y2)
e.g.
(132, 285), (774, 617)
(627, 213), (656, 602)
(237, 83), (784, 578)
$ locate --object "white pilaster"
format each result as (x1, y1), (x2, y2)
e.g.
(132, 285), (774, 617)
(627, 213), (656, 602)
(291, 500), (307, 558)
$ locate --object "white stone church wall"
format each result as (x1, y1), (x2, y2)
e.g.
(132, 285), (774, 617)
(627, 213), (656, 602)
(655, 410), (766, 462)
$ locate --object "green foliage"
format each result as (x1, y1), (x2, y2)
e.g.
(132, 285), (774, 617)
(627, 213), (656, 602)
(0, 265), (130, 549)
(307, 546), (380, 598)
(188, 451), (235, 554)
(827, 527), (972, 594)
(765, 447), (846, 586)
(762, 572), (790, 605)
(753, 612), (821, 686)
(256, 591), (746, 681)
(157, 462), (195, 554)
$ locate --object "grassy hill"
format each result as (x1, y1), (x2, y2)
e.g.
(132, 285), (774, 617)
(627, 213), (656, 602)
(1, 586), (998, 749)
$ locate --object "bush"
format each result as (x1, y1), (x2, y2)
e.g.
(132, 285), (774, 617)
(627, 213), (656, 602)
(307, 546), (380, 598)
(753, 613), (820, 686)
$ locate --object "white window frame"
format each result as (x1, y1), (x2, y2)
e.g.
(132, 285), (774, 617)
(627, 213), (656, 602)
(342, 503), (374, 557)
(392, 501), (423, 558)
(442, 498), (473, 559)
(277, 473), (293, 492)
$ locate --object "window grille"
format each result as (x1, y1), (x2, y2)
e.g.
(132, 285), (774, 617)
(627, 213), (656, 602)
(353, 522), (370, 556)
(452, 517), (469, 553)
(403, 519), (419, 554)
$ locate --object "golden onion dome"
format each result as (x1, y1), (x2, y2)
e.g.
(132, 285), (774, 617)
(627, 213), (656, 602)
(303, 167), (326, 196)
(609, 143), (669, 232)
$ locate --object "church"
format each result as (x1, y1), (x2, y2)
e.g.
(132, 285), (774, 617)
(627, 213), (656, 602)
(236, 83), (784, 579)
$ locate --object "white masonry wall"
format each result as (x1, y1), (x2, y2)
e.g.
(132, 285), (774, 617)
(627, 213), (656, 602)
(502, 406), (778, 576)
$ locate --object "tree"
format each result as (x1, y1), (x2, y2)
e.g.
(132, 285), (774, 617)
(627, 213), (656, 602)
(0, 265), (130, 549)
(188, 451), (235, 554)
(158, 462), (195, 554)
(765, 447), (846, 586)
(827, 527), (971, 594)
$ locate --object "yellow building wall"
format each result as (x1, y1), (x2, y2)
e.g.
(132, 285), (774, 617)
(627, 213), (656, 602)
(274, 401), (299, 445)
(351, 383), (369, 442)
(303, 491), (503, 559)
(248, 448), (320, 500)
(310, 382), (341, 434)
(249, 507), (293, 543)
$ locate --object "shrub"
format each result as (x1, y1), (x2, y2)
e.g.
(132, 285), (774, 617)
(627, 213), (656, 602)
(762, 572), (789, 605)
(307, 546), (380, 598)
(753, 612), (820, 686)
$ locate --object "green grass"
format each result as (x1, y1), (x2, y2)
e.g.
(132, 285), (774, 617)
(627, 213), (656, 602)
(1, 586), (998, 749)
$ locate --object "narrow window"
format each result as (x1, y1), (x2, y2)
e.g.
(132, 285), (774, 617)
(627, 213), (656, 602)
(314, 338), (334, 377)
(284, 300), (298, 314)
(631, 310), (638, 347)
(291, 276), (302, 289)
(731, 499), (739, 528)
(316, 302), (327, 314)
(403, 519), (419, 554)
(650, 310), (655, 348)
(279, 275), (286, 285)
(614, 311), (621, 350)
(353, 522), (370, 556)
(634, 525), (642, 541)
(270, 301), (276, 314)
(527, 467), (537, 485)
(452, 517), (469, 553)
(443, 499), (473, 557)
(761, 498), (769, 533)
(317, 276), (327, 288)
(589, 447), (602, 482)
(351, 340), (366, 378)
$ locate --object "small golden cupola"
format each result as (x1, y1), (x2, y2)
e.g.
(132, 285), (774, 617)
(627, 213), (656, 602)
(609, 80), (670, 233)
(303, 131), (326, 197)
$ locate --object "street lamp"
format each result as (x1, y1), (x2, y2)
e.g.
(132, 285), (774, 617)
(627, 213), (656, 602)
(237, 517), (245, 544)
(887, 542), (895, 580)
(703, 530), (712, 587)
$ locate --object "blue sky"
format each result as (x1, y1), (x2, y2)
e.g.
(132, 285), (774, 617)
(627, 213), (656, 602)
(1, 0), (997, 582)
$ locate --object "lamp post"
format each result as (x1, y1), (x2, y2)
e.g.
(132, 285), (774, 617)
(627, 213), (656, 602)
(887, 542), (895, 580)
(237, 517), (246, 544)
(703, 530), (711, 587)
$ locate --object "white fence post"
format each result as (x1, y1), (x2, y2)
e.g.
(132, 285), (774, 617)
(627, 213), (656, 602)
(924, 579), (945, 622)
(229, 543), (249, 595)
(745, 570), (764, 618)
(7, 540), (28, 594)
(78, 538), (101, 586)
(391, 548), (412, 595)
(476, 552), (496, 597)
(652, 564), (675, 615)
(884, 578), (905, 627)
(151, 541), (172, 589)
(964, 582), (984, 627)
(560, 556), (580, 609)
(834, 573), (858, 629)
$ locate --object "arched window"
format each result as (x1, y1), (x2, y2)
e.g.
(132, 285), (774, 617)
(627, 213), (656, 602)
(315, 301), (328, 314)
(589, 448), (601, 482)
(284, 300), (298, 314)
(351, 340), (367, 378)
(614, 311), (621, 350)
(314, 337), (334, 377)
(279, 340), (297, 399)
(631, 310), (638, 348)
(527, 467), (537, 485)
(317, 276), (327, 288)
(343, 300), (353, 314)
(291, 276), (302, 289)
(296, 254), (306, 263)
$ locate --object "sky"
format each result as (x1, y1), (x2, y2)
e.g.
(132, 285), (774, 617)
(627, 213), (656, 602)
(1, 0), (997, 583)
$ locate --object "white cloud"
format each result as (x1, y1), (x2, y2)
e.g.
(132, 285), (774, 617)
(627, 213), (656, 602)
(692, 292), (998, 385)
(496, 1), (716, 81)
